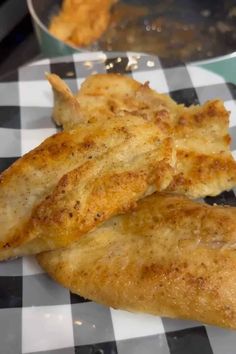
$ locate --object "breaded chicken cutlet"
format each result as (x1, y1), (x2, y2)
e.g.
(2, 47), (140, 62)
(48, 73), (236, 198)
(1, 73), (236, 262)
(38, 192), (236, 330)
(0, 117), (174, 260)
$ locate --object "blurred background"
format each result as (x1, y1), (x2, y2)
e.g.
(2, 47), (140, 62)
(0, 0), (235, 77)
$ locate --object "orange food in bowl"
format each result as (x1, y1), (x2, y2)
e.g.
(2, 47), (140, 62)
(49, 0), (116, 47)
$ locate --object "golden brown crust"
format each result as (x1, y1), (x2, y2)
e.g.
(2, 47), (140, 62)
(0, 118), (174, 260)
(167, 150), (236, 198)
(46, 73), (81, 127)
(37, 193), (236, 329)
(47, 73), (178, 131)
(48, 73), (236, 197)
(1, 73), (235, 260)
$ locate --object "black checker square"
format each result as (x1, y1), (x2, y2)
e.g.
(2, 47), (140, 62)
(105, 57), (131, 74)
(75, 340), (118, 354)
(0, 276), (22, 308)
(159, 57), (185, 69)
(205, 190), (236, 207)
(70, 292), (91, 304)
(50, 61), (77, 79)
(0, 69), (18, 82)
(227, 82), (236, 100)
(169, 88), (199, 106)
(166, 326), (213, 354)
(0, 157), (19, 173)
(74, 59), (106, 78)
(0, 106), (21, 128)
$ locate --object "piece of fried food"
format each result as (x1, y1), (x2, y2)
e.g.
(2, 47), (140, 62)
(48, 73), (236, 198)
(0, 117), (174, 260)
(38, 192), (236, 329)
(49, 0), (115, 47)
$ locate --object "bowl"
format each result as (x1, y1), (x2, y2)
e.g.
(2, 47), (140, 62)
(27, 0), (84, 57)
(27, 0), (236, 66)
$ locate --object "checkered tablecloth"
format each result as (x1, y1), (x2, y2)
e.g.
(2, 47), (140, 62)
(0, 52), (236, 354)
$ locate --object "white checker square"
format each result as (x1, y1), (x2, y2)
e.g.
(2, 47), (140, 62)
(127, 51), (148, 58)
(29, 58), (51, 66)
(0, 128), (21, 157)
(132, 69), (169, 94)
(21, 128), (57, 154)
(224, 100), (236, 127)
(111, 309), (165, 341)
(19, 81), (53, 107)
(187, 66), (225, 87)
(73, 51), (107, 62)
(22, 305), (74, 353)
(23, 256), (45, 276)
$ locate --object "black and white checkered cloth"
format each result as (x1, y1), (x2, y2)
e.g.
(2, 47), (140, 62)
(0, 52), (236, 354)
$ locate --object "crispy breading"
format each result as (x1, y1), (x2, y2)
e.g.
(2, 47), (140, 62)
(0, 118), (174, 260)
(47, 74), (82, 127)
(48, 73), (236, 198)
(47, 73), (176, 130)
(38, 192), (236, 329)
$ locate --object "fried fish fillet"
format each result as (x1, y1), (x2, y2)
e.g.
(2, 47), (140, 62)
(38, 192), (236, 329)
(48, 73), (236, 198)
(0, 117), (174, 260)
